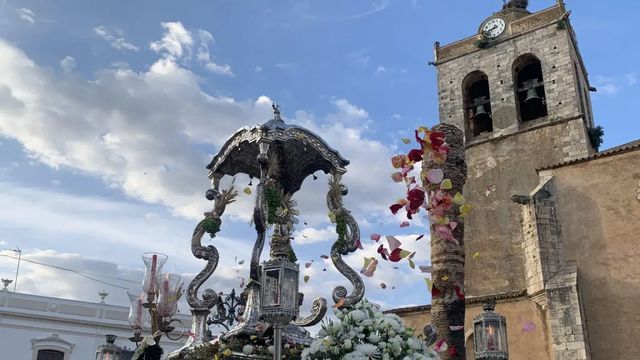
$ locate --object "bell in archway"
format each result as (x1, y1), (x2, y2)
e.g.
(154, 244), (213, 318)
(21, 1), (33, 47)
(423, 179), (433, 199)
(524, 87), (542, 105)
(472, 96), (493, 135)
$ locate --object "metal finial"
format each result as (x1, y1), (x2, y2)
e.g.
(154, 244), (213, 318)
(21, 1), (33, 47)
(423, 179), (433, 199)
(503, 0), (528, 9)
(272, 102), (282, 121)
(1, 278), (12, 291)
(98, 289), (109, 303)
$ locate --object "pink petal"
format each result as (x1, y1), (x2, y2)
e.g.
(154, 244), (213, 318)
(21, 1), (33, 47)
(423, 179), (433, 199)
(400, 221), (410, 228)
(370, 233), (382, 242)
(426, 169), (444, 184)
(386, 235), (402, 252)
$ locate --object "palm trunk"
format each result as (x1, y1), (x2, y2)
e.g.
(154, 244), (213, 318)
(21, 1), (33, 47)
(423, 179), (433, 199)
(424, 123), (466, 360)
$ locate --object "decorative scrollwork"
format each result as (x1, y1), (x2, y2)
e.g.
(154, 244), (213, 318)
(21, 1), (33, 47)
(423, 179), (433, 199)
(187, 182), (238, 311)
(423, 323), (438, 347)
(293, 297), (328, 327)
(327, 174), (364, 308)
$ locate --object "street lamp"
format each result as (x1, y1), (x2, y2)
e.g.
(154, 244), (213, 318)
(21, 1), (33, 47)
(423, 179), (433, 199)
(473, 301), (508, 360)
(260, 258), (300, 360)
(95, 334), (122, 360)
(128, 252), (185, 345)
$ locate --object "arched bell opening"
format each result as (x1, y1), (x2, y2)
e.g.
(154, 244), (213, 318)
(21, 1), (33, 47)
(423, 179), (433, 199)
(514, 54), (548, 122)
(463, 71), (493, 138)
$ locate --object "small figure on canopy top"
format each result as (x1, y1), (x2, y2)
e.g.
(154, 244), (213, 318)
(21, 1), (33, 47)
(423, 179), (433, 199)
(503, 0), (528, 9)
(272, 102), (281, 120)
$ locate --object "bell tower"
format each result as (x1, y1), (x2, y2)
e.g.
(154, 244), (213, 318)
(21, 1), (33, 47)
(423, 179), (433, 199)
(432, 0), (597, 298)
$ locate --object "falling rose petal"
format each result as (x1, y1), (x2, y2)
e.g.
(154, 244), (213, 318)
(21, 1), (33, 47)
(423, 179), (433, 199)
(416, 234), (425, 241)
(432, 285), (442, 298)
(400, 221), (410, 228)
(452, 192), (466, 205)
(361, 258), (379, 277)
(448, 344), (458, 357)
(450, 325), (464, 331)
(386, 236), (402, 252)
(238, 260), (245, 265)
(243, 187), (252, 195)
(390, 203), (403, 215)
(370, 233), (382, 242)
(322, 268), (327, 272)
(460, 204), (473, 217)
(522, 321), (536, 333)
(434, 225), (454, 242)
(377, 245), (389, 260)
(363, 257), (373, 268)
(402, 138), (411, 144)
(380, 283), (387, 289)
(401, 165), (414, 176)
(303, 275), (310, 283)
(355, 238), (363, 250)
(407, 258), (416, 269)
(320, 255), (329, 260)
(455, 286), (465, 300)
(419, 265), (433, 273)
(305, 262), (313, 268)
(328, 211), (336, 223)
(441, 275), (449, 281)
(392, 286), (396, 290)
(408, 252), (416, 259)
(426, 169), (444, 184)
(407, 149), (423, 163)
(472, 252), (481, 259)
(424, 278), (433, 291)
(391, 155), (407, 169)
(333, 298), (346, 308)
(391, 172), (404, 183)
(440, 179), (453, 190)
(449, 221), (458, 231)
(393, 266), (399, 270)
(434, 338), (448, 353)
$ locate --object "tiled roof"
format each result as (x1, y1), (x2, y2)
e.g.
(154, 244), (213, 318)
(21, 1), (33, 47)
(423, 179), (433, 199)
(537, 139), (640, 171)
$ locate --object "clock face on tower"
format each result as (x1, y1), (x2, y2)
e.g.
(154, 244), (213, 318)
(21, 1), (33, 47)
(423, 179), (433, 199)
(482, 18), (506, 39)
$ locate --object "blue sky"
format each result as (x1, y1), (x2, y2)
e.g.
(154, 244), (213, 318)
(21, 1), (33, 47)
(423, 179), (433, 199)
(0, 0), (638, 316)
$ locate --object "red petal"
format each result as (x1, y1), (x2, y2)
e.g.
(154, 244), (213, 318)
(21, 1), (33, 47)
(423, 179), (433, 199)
(416, 234), (425, 241)
(432, 285), (441, 297)
(407, 149), (423, 163)
(355, 238), (363, 250)
(448, 345), (458, 357)
(455, 285), (465, 300)
(390, 204), (403, 214)
(414, 129), (426, 147)
(388, 248), (404, 262)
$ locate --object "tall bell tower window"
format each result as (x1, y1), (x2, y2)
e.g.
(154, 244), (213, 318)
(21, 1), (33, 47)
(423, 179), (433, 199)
(463, 71), (493, 137)
(514, 54), (548, 122)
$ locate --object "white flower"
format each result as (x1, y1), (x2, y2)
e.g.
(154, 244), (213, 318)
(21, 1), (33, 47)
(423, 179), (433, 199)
(242, 345), (253, 355)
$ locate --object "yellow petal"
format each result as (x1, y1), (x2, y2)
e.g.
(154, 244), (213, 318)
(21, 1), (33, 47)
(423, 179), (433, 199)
(452, 192), (465, 205)
(442, 275), (449, 281)
(472, 252), (481, 259)
(460, 204), (473, 217)
(244, 187), (252, 195)
(425, 277), (433, 291)
(402, 138), (411, 144)
(440, 179), (453, 190)
(328, 211), (336, 223)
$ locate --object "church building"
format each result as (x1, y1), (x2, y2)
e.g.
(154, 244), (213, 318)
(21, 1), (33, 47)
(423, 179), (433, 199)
(389, 1), (640, 359)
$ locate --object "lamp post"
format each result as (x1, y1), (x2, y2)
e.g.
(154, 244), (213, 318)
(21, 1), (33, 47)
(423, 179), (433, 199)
(260, 258), (300, 360)
(473, 301), (508, 360)
(128, 252), (184, 345)
(95, 334), (122, 360)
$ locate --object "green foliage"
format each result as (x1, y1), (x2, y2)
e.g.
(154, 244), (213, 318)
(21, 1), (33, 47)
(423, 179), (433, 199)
(202, 218), (222, 236)
(556, 19), (568, 30)
(264, 185), (281, 224)
(335, 212), (348, 243)
(588, 125), (605, 151)
(287, 247), (298, 263)
(475, 39), (489, 49)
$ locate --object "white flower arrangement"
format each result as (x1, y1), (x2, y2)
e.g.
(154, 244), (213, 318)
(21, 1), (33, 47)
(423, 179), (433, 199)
(302, 299), (439, 360)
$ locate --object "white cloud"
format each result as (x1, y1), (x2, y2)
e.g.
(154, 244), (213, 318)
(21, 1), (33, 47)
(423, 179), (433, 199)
(59, 56), (76, 72)
(150, 22), (193, 59)
(293, 226), (336, 245)
(94, 26), (139, 52)
(151, 22), (234, 76)
(375, 65), (387, 74)
(15, 8), (35, 24)
(593, 72), (637, 96)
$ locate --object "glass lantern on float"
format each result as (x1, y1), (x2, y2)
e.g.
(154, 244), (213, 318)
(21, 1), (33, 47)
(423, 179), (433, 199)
(260, 258), (300, 360)
(141, 252), (168, 300)
(95, 334), (122, 360)
(473, 301), (509, 360)
(127, 292), (148, 343)
(157, 273), (182, 321)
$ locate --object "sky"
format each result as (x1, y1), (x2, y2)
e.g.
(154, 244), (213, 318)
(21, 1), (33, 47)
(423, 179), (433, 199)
(0, 0), (638, 322)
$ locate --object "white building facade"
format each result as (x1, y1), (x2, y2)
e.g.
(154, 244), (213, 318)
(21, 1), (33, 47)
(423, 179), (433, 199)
(0, 290), (191, 359)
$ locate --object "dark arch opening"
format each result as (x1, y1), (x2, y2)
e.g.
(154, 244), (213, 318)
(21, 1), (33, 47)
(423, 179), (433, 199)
(463, 71), (493, 137)
(514, 54), (548, 122)
(37, 350), (64, 360)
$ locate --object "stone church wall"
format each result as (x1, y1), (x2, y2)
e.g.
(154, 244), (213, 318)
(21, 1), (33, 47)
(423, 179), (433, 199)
(543, 149), (640, 360)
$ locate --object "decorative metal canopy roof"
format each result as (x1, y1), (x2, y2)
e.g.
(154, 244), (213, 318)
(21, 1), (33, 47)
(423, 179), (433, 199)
(207, 105), (350, 194)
